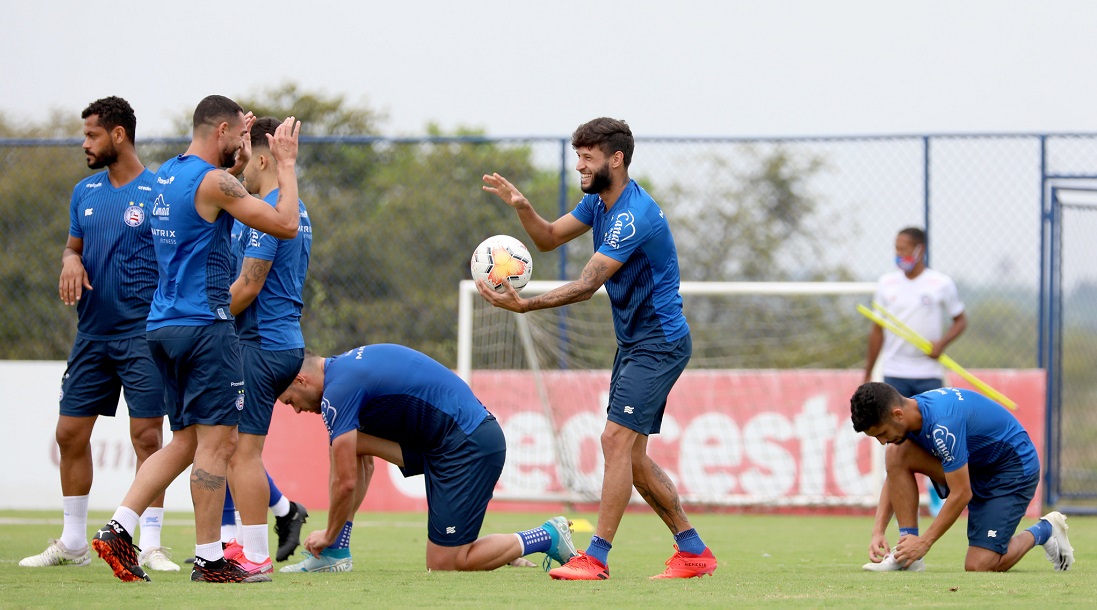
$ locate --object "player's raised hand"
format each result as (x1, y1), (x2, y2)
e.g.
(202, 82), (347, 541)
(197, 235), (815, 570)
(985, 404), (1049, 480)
(482, 172), (530, 210)
(227, 111), (255, 177)
(59, 254), (92, 306)
(475, 278), (526, 313)
(867, 532), (890, 563)
(268, 116), (301, 164)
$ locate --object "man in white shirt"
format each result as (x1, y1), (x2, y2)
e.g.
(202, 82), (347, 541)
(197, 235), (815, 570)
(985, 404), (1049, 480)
(864, 227), (967, 392)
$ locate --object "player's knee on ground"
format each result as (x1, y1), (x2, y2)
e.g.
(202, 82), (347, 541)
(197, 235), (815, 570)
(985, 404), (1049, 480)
(425, 545), (465, 571)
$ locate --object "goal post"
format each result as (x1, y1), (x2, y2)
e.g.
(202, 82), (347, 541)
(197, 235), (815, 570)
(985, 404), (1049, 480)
(457, 280), (884, 508)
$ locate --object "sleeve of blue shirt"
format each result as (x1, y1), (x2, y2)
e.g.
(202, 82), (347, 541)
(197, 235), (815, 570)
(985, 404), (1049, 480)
(69, 183), (83, 239)
(570, 196), (595, 226)
(243, 228), (279, 262)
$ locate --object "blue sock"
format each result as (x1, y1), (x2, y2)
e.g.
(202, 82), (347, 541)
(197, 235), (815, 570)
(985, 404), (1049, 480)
(222, 489), (236, 526)
(266, 471), (283, 508)
(516, 526), (552, 555)
(673, 528), (707, 555)
(330, 521), (353, 550)
(1027, 519), (1053, 546)
(899, 527), (919, 538)
(586, 535), (612, 566)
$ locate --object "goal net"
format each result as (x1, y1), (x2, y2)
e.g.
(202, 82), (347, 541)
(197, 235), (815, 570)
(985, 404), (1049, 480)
(457, 280), (883, 508)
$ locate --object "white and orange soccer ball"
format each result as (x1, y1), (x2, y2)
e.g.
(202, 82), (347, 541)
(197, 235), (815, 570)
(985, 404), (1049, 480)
(470, 235), (533, 293)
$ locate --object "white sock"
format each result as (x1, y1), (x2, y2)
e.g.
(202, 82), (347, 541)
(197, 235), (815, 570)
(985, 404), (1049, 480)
(139, 507), (164, 549)
(110, 506), (141, 538)
(60, 495), (89, 551)
(196, 541), (223, 562)
(234, 510), (243, 530)
(271, 496), (291, 518)
(221, 524), (237, 544)
(241, 524), (269, 563)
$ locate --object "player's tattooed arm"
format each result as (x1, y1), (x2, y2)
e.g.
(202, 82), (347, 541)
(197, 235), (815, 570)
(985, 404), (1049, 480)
(217, 171), (248, 198)
(525, 257), (612, 312)
(241, 258), (273, 287)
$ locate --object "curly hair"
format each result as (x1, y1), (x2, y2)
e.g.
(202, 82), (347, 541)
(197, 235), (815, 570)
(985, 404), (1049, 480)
(571, 117), (634, 168)
(850, 382), (903, 433)
(81, 96), (136, 144)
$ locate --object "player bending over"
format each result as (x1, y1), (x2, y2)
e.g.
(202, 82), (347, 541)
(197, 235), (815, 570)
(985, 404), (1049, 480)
(851, 382), (1073, 572)
(278, 344), (577, 571)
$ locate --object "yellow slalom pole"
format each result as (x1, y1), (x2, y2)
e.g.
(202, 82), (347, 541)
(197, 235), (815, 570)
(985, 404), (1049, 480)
(856, 304), (1017, 410)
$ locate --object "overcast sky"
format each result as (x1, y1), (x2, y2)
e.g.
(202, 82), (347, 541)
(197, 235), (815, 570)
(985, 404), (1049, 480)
(4, 0), (1097, 138)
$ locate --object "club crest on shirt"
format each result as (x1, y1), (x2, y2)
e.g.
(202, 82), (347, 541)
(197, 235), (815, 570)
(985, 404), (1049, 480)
(123, 204), (145, 227)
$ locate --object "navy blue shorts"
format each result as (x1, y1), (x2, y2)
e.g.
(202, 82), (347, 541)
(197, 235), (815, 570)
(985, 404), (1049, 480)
(883, 376), (944, 398)
(965, 471), (1039, 554)
(146, 322), (243, 431)
(238, 344), (303, 436)
(419, 415), (506, 547)
(607, 333), (691, 435)
(60, 335), (166, 419)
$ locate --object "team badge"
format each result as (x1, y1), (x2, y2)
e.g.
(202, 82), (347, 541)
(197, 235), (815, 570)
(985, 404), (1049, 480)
(123, 204), (145, 227)
(235, 393), (245, 411)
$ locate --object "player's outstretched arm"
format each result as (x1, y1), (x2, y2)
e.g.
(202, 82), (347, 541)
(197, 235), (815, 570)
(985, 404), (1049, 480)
(304, 431), (358, 557)
(59, 236), (91, 306)
(868, 480), (894, 562)
(482, 172), (588, 251)
(893, 467), (973, 567)
(200, 117), (301, 239)
(477, 252), (622, 314)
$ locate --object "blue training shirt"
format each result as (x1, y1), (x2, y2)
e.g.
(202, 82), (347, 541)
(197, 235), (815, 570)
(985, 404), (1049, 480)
(67, 169), (159, 340)
(571, 179), (689, 347)
(147, 155), (236, 329)
(231, 188), (311, 350)
(320, 344), (489, 449)
(910, 387), (1040, 481)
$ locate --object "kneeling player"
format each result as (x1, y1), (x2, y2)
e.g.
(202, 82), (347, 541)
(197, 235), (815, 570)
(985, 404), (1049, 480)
(278, 343), (578, 571)
(851, 382), (1074, 572)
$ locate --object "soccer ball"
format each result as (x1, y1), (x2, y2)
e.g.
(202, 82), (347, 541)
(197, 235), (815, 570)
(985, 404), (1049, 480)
(470, 235), (533, 293)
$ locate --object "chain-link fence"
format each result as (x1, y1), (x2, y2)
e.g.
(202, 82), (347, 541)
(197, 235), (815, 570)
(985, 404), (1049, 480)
(1, 133), (1095, 508)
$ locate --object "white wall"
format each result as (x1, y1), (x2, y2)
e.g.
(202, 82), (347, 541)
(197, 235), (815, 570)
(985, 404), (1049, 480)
(1, 361), (192, 511)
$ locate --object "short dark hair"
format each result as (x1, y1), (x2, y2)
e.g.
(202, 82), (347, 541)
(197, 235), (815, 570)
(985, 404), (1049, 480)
(250, 116), (280, 149)
(850, 382), (903, 433)
(81, 96), (136, 143)
(898, 227), (926, 247)
(571, 117), (634, 168)
(192, 95), (244, 131)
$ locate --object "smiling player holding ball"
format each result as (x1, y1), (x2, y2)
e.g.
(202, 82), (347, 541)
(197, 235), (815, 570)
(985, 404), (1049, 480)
(478, 117), (717, 580)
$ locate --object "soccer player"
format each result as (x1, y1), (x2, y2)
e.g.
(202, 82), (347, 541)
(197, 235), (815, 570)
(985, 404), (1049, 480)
(92, 96), (303, 583)
(863, 227), (967, 515)
(218, 116), (313, 569)
(21, 97), (179, 573)
(277, 344), (578, 572)
(851, 382), (1074, 572)
(478, 118), (717, 580)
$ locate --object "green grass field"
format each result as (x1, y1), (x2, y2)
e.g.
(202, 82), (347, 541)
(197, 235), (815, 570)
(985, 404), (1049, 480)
(0, 509), (1092, 608)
